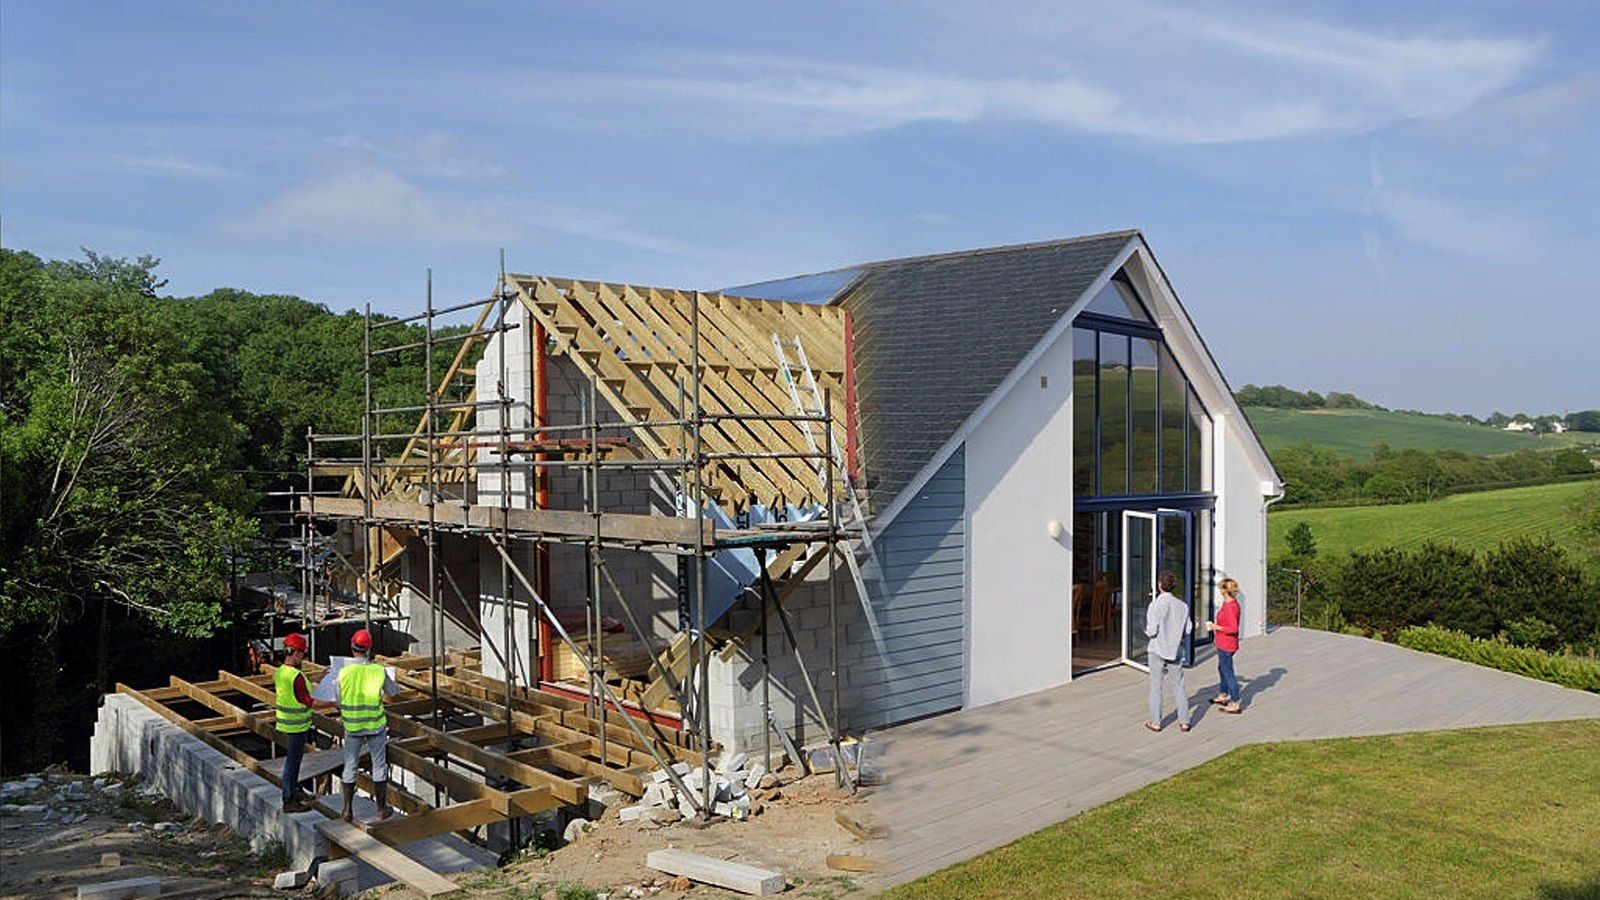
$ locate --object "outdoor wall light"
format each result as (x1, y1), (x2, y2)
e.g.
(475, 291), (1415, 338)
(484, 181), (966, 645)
(1047, 519), (1064, 540)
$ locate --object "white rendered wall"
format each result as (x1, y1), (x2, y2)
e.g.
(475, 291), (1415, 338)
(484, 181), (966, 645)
(963, 331), (1074, 708)
(1215, 415), (1269, 636)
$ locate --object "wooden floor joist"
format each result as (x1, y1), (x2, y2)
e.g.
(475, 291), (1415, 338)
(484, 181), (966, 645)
(115, 649), (699, 895)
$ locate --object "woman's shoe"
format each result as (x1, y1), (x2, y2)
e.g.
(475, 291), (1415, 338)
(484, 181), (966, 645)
(1211, 695), (1229, 705)
(1221, 703), (1242, 714)
(1178, 723), (1192, 732)
(1144, 722), (1162, 733)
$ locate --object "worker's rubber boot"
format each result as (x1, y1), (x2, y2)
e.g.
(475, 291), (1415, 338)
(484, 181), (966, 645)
(340, 782), (356, 823)
(373, 781), (392, 822)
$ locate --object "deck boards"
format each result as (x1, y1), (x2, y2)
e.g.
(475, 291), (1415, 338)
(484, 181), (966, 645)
(868, 627), (1600, 886)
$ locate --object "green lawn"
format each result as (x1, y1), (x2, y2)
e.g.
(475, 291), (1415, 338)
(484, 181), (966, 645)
(1267, 480), (1599, 572)
(1244, 406), (1597, 459)
(885, 719), (1600, 899)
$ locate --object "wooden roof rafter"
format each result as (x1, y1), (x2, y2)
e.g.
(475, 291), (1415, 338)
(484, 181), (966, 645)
(507, 274), (851, 505)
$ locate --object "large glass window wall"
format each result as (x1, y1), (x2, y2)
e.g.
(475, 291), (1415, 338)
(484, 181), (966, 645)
(1071, 277), (1211, 499)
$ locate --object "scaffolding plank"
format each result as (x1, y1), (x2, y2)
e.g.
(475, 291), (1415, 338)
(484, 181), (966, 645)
(300, 496), (714, 546)
(316, 819), (461, 897)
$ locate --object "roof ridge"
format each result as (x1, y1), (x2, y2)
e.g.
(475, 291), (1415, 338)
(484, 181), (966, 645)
(745, 229), (1142, 286)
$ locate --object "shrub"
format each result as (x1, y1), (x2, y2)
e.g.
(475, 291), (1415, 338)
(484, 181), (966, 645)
(1397, 626), (1600, 693)
(1336, 543), (1484, 639)
(1500, 616), (1558, 649)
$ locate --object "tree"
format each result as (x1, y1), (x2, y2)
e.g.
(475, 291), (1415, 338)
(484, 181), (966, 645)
(45, 247), (169, 297)
(1286, 522), (1318, 560)
(1567, 410), (1600, 433)
(0, 250), (253, 638)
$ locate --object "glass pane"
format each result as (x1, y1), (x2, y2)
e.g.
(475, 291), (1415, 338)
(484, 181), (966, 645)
(1130, 339), (1159, 495)
(1083, 278), (1154, 322)
(1192, 508), (1214, 638)
(1160, 348), (1188, 493)
(1188, 386), (1210, 491)
(1124, 513), (1154, 667)
(1073, 329), (1097, 497)
(1098, 334), (1128, 495)
(1157, 511), (1192, 662)
(1072, 512), (1119, 674)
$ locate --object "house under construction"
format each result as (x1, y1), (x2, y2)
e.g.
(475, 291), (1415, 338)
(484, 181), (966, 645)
(97, 230), (1281, 887)
(292, 228), (1283, 761)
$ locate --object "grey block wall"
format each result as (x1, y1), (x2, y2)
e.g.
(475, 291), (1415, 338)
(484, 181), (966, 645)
(90, 693), (327, 867)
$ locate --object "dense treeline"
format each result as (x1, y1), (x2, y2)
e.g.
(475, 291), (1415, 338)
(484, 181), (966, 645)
(1235, 384), (1377, 410)
(1272, 443), (1595, 505)
(0, 247), (431, 772)
(1278, 536), (1600, 657)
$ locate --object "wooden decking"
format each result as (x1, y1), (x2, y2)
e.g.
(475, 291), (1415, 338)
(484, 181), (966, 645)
(866, 627), (1600, 887)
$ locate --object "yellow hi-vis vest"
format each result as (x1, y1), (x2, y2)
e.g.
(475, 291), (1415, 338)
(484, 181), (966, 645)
(338, 661), (388, 735)
(273, 665), (311, 734)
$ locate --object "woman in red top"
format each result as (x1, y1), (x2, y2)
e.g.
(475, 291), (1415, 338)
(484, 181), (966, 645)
(1209, 578), (1243, 714)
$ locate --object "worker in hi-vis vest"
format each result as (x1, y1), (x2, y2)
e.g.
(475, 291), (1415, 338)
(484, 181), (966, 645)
(338, 628), (400, 822)
(274, 632), (326, 813)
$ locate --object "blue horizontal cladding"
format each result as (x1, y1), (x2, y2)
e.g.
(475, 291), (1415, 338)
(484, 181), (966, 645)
(856, 446), (967, 729)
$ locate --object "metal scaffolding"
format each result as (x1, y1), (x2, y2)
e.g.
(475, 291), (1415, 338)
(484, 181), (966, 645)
(289, 267), (862, 830)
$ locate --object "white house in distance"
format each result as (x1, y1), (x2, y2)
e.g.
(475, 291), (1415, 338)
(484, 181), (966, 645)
(439, 229), (1283, 754)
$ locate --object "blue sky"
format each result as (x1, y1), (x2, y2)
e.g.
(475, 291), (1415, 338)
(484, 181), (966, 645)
(4, 1), (1596, 415)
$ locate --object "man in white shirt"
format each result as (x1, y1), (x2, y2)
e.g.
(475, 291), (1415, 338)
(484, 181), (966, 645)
(1144, 570), (1193, 732)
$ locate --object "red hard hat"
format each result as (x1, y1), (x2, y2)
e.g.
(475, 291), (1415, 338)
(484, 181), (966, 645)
(283, 633), (308, 653)
(351, 629), (373, 650)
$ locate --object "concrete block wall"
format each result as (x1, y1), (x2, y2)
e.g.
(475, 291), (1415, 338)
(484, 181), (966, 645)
(705, 564), (888, 756)
(475, 344), (682, 678)
(90, 694), (327, 868)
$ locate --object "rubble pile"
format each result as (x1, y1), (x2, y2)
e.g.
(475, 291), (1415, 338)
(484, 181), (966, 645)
(617, 752), (780, 825)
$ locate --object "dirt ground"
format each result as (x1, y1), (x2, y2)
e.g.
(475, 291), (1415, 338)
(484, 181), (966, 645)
(2, 767), (879, 900)
(435, 770), (881, 900)
(0, 769), (280, 899)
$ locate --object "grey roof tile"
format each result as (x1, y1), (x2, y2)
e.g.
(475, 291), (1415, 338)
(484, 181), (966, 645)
(834, 231), (1136, 509)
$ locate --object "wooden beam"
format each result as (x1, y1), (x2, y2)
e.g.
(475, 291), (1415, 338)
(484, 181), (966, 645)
(363, 798), (500, 847)
(170, 676), (432, 817)
(316, 819), (461, 897)
(300, 495), (714, 546)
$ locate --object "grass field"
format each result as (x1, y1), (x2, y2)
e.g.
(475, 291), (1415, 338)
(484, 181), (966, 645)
(1244, 406), (1597, 459)
(1267, 480), (1599, 571)
(885, 719), (1600, 900)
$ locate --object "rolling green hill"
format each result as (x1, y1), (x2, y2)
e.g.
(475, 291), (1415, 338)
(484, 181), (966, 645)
(1268, 480), (1600, 572)
(1244, 406), (1596, 459)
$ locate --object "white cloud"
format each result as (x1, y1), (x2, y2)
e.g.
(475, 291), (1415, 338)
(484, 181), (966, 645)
(515, 3), (1542, 145)
(326, 131), (505, 179)
(1365, 152), (1528, 257)
(228, 166), (513, 245)
(96, 152), (237, 180)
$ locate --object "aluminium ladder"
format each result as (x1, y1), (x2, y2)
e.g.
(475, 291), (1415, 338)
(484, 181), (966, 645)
(771, 334), (890, 660)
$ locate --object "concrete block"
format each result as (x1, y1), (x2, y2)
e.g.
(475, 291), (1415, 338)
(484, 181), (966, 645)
(273, 869), (310, 890)
(314, 859), (358, 896)
(100, 852), (121, 868)
(75, 876), (162, 899)
(650, 762), (689, 784)
(646, 848), (784, 895)
(617, 804), (651, 823)
(716, 752), (748, 775)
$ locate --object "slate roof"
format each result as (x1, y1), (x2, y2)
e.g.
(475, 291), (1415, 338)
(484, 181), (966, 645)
(736, 230), (1139, 512)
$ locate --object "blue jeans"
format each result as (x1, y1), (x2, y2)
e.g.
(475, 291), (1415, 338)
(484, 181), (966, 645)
(1217, 649), (1240, 703)
(281, 731), (308, 804)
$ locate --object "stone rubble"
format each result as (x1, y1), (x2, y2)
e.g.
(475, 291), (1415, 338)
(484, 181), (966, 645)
(622, 753), (770, 826)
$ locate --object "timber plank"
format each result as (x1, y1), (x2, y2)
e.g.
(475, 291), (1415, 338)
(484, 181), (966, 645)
(299, 495), (714, 546)
(316, 818), (460, 896)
